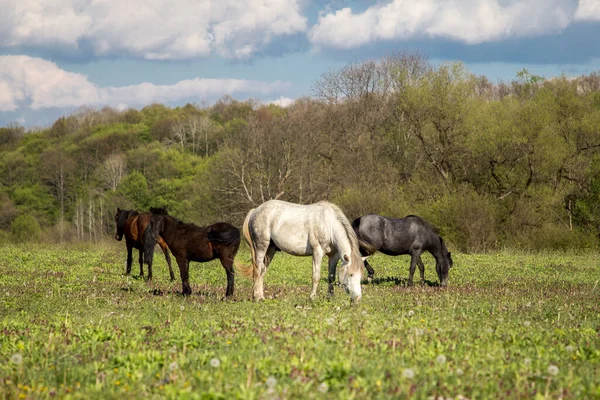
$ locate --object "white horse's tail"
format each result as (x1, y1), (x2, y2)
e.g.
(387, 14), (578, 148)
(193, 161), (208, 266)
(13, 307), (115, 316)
(236, 208), (257, 279)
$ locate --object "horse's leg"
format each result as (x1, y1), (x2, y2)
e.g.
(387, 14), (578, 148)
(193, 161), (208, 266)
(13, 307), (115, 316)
(408, 249), (422, 286)
(219, 250), (235, 298)
(138, 249), (145, 279)
(126, 245), (133, 275)
(159, 241), (175, 282)
(364, 259), (375, 283)
(310, 247), (324, 300)
(327, 254), (339, 296)
(177, 258), (191, 295)
(253, 246), (268, 301)
(418, 256), (425, 284)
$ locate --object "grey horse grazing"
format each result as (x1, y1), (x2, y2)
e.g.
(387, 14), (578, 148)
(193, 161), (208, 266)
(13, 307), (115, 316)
(239, 200), (364, 302)
(352, 214), (452, 286)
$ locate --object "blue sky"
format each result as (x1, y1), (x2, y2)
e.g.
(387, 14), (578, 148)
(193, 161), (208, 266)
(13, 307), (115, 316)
(1, 0), (600, 127)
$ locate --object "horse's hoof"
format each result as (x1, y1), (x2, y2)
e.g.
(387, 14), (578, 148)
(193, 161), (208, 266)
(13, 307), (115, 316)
(367, 275), (373, 284)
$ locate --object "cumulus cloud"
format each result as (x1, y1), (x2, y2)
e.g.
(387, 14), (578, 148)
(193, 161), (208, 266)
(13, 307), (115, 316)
(309, 0), (579, 49)
(575, 0), (600, 21)
(267, 96), (295, 107)
(0, 55), (291, 112)
(0, 0), (307, 60)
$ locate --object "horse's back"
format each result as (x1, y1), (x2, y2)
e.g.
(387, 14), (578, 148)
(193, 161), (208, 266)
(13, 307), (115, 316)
(250, 200), (344, 255)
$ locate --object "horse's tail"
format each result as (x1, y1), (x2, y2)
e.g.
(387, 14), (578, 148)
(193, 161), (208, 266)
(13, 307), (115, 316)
(351, 216), (378, 256)
(143, 220), (156, 266)
(358, 237), (378, 256)
(207, 224), (241, 246)
(236, 208), (257, 279)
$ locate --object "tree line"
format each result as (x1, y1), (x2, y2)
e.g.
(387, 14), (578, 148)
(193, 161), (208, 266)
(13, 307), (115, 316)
(2, 52), (600, 252)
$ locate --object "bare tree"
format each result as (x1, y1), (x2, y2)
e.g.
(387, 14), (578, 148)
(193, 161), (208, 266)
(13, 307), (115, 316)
(99, 153), (126, 191)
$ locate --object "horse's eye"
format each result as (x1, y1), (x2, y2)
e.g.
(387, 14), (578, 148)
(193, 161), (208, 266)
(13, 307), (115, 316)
(350, 274), (354, 277)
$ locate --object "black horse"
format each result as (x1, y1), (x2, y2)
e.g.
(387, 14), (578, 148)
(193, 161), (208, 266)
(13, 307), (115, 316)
(144, 207), (241, 297)
(114, 208), (175, 281)
(352, 214), (452, 286)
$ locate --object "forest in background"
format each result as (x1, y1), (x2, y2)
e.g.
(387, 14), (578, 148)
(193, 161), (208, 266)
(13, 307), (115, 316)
(2, 52), (600, 252)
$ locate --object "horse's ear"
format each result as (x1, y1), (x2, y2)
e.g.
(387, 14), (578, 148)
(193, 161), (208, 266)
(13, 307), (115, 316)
(343, 254), (350, 262)
(361, 256), (368, 262)
(117, 207), (121, 212)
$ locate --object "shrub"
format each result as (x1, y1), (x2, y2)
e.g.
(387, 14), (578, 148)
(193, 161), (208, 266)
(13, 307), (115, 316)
(10, 214), (42, 243)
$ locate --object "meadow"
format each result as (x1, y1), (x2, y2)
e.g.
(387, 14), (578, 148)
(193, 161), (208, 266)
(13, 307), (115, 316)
(1, 244), (599, 399)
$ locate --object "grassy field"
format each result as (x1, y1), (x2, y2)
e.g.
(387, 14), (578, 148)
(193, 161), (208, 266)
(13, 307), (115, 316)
(0, 244), (599, 399)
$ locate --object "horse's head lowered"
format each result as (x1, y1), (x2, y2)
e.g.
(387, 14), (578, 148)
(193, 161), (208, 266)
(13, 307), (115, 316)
(436, 237), (453, 287)
(338, 249), (363, 302)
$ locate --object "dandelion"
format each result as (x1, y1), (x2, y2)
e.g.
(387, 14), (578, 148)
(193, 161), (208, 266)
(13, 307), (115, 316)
(325, 317), (334, 325)
(11, 353), (23, 365)
(318, 382), (328, 393)
(565, 345), (575, 352)
(524, 358), (531, 366)
(547, 365), (559, 376)
(407, 310), (415, 317)
(266, 376), (277, 389)
(456, 368), (464, 376)
(403, 368), (415, 379)
(180, 305), (185, 311)
(436, 354), (447, 364)
(415, 328), (424, 336)
(168, 362), (178, 372)
(210, 358), (220, 368)
(523, 321), (531, 327)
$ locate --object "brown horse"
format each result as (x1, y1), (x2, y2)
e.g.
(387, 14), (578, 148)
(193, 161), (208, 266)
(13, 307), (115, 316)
(114, 208), (175, 281)
(143, 207), (241, 297)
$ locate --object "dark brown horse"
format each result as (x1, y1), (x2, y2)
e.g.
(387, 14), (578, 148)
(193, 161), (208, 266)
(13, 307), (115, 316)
(114, 208), (175, 281)
(144, 207), (241, 297)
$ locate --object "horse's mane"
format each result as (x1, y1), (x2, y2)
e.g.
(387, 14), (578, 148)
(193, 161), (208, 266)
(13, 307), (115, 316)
(404, 214), (440, 234)
(150, 207), (168, 216)
(117, 209), (139, 231)
(150, 207), (203, 232)
(320, 201), (361, 258)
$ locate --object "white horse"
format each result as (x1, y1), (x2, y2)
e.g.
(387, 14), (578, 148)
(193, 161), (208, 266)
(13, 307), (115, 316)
(239, 200), (363, 302)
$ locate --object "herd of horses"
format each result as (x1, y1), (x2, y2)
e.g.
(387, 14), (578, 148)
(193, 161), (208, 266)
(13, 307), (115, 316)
(114, 200), (453, 302)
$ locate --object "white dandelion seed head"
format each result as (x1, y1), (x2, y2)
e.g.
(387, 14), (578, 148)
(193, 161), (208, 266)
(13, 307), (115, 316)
(362, 310), (368, 315)
(436, 354), (447, 364)
(180, 305), (185, 311)
(318, 382), (328, 393)
(565, 345), (575, 352)
(456, 368), (464, 376)
(415, 328), (425, 336)
(266, 376), (277, 388)
(403, 368), (415, 379)
(169, 361), (178, 372)
(326, 317), (334, 325)
(407, 310), (415, 317)
(486, 327), (494, 334)
(548, 365), (559, 376)
(524, 358), (532, 366)
(210, 358), (221, 368)
(10, 353), (23, 365)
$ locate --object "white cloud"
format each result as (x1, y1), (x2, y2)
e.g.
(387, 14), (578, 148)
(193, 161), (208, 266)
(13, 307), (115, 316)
(266, 96), (295, 107)
(575, 0), (600, 20)
(0, 0), (307, 60)
(0, 55), (291, 112)
(309, 0), (578, 49)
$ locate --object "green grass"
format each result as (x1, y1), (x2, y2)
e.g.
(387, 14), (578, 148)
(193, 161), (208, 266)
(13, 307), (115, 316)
(1, 244), (599, 399)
